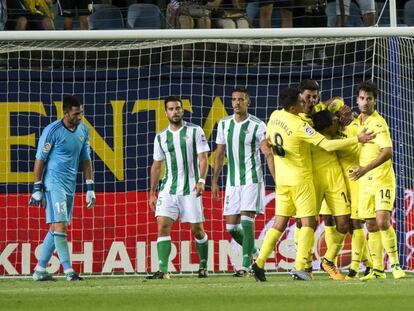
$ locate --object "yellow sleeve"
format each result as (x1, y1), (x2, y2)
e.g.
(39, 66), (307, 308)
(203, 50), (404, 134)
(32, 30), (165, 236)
(318, 137), (358, 152)
(296, 121), (325, 145)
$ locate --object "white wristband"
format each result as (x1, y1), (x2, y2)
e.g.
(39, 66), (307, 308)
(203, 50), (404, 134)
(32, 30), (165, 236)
(198, 178), (206, 184)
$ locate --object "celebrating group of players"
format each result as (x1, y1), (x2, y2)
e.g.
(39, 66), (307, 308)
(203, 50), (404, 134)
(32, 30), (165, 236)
(28, 79), (406, 281)
(147, 79), (406, 281)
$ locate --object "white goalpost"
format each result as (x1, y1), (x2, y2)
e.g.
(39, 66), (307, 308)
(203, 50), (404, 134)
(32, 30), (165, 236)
(0, 28), (413, 276)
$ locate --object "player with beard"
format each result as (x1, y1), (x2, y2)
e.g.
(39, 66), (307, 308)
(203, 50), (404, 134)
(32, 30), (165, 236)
(148, 96), (210, 279)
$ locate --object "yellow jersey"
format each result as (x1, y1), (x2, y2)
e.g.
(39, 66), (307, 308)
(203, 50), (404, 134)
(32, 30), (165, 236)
(299, 110), (339, 171)
(336, 118), (360, 172)
(267, 109), (324, 186)
(358, 110), (395, 185)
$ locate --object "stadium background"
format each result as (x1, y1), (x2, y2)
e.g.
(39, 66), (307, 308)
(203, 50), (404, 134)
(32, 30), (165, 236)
(0, 52), (413, 275)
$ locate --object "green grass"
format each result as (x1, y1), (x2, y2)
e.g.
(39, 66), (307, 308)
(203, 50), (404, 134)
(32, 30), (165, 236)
(1, 273), (413, 311)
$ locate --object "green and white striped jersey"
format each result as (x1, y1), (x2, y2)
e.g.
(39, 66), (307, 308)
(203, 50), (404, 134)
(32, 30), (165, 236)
(153, 122), (210, 195)
(216, 114), (266, 186)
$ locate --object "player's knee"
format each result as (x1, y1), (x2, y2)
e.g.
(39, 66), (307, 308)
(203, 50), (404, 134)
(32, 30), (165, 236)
(377, 219), (390, 231)
(336, 222), (350, 234)
(323, 215), (335, 226)
(365, 220), (378, 232)
(52, 222), (68, 233)
(191, 226), (205, 239)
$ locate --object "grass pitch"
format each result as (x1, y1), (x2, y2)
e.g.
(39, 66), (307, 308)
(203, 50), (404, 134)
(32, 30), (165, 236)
(1, 273), (413, 311)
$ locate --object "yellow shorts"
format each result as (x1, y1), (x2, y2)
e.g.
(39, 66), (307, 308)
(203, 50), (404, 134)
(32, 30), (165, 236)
(276, 182), (317, 218)
(358, 177), (395, 219)
(314, 165), (350, 217)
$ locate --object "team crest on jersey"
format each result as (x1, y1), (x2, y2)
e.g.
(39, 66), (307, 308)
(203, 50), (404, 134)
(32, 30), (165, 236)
(304, 125), (316, 137)
(79, 135), (84, 142)
(200, 134), (207, 144)
(42, 143), (52, 154)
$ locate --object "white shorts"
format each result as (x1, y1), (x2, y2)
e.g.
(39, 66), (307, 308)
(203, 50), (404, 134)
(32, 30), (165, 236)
(223, 182), (265, 216)
(155, 192), (204, 223)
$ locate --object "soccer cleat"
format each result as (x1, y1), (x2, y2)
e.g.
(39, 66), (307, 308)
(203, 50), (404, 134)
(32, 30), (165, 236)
(391, 264), (406, 279)
(251, 263), (266, 282)
(198, 268), (208, 278)
(32, 270), (54, 281)
(304, 267), (314, 280)
(363, 266), (372, 276)
(345, 269), (359, 280)
(320, 257), (345, 280)
(359, 269), (386, 281)
(233, 269), (250, 278)
(290, 269), (313, 281)
(65, 271), (83, 281)
(145, 271), (171, 280)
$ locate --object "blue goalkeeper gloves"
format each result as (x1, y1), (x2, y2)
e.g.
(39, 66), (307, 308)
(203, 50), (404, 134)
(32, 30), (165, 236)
(86, 179), (96, 209)
(28, 181), (44, 207)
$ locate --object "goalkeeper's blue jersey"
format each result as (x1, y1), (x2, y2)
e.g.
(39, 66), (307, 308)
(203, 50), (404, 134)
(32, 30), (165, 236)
(36, 119), (91, 194)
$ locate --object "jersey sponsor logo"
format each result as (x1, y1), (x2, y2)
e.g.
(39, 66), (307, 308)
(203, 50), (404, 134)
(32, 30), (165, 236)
(200, 134), (207, 144)
(42, 143), (52, 154)
(304, 125), (316, 137)
(376, 124), (383, 127)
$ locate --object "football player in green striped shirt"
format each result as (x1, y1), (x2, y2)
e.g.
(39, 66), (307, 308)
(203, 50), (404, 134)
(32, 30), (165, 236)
(148, 96), (210, 279)
(212, 88), (275, 277)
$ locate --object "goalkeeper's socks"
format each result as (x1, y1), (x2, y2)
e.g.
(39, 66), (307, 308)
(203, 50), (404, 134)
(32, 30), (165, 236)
(227, 224), (259, 255)
(380, 226), (399, 266)
(350, 228), (365, 272)
(195, 234), (208, 269)
(54, 232), (72, 271)
(37, 231), (55, 270)
(368, 231), (384, 271)
(157, 236), (172, 273)
(256, 228), (282, 269)
(241, 216), (255, 270)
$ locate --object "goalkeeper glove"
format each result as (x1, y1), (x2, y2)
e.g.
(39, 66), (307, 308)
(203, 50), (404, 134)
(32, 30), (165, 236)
(86, 179), (96, 209)
(28, 181), (44, 207)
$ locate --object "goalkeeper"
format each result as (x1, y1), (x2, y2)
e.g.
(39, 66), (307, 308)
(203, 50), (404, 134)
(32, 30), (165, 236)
(29, 95), (96, 281)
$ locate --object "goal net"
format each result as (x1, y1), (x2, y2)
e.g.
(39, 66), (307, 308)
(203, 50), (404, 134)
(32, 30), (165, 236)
(0, 29), (413, 276)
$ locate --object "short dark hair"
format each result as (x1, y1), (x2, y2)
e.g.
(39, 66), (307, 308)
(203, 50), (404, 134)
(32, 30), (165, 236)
(232, 87), (250, 97)
(164, 96), (183, 110)
(357, 80), (377, 99)
(312, 110), (334, 132)
(299, 79), (320, 92)
(63, 95), (82, 113)
(279, 87), (300, 110)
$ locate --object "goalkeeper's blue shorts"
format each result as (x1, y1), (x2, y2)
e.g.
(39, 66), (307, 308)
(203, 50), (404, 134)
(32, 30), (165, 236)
(45, 189), (74, 224)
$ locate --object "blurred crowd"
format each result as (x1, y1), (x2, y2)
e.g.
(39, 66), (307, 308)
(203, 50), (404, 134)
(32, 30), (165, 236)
(0, 0), (412, 31)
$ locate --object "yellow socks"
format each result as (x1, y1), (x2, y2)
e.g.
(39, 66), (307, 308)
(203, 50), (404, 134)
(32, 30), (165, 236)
(380, 226), (399, 266)
(350, 228), (365, 272)
(324, 226), (345, 263)
(256, 228), (282, 269)
(368, 231), (384, 271)
(295, 227), (315, 270)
